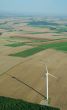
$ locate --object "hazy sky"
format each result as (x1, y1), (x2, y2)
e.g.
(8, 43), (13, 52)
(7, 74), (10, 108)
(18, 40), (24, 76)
(0, 0), (67, 16)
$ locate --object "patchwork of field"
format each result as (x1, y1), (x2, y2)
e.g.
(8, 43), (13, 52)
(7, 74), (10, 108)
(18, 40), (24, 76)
(0, 17), (67, 110)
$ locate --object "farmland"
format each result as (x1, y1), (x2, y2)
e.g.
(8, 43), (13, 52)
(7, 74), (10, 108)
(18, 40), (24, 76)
(0, 16), (67, 110)
(10, 42), (67, 57)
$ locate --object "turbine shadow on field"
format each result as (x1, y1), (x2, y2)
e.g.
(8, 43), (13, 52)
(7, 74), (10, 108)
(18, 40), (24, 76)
(8, 74), (46, 99)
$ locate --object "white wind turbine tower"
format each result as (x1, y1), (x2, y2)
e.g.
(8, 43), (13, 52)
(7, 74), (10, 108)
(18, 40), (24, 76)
(45, 64), (57, 105)
(40, 64), (57, 105)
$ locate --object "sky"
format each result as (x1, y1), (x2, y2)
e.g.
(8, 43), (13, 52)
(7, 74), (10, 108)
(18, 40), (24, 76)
(0, 0), (67, 16)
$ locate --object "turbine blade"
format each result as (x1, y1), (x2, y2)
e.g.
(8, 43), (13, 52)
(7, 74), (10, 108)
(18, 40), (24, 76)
(45, 64), (48, 73)
(41, 72), (46, 78)
(48, 73), (57, 79)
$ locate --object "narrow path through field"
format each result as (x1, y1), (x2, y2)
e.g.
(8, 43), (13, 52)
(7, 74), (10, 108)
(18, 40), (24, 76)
(7, 74), (46, 99)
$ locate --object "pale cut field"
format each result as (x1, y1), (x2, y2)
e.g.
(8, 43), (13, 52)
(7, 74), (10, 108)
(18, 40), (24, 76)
(2, 32), (66, 40)
(0, 45), (33, 56)
(0, 56), (23, 75)
(0, 43), (32, 75)
(14, 25), (51, 32)
(0, 49), (67, 110)
(0, 39), (9, 45)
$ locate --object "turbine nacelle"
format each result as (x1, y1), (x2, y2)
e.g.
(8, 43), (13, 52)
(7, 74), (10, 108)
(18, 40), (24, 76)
(45, 64), (57, 79)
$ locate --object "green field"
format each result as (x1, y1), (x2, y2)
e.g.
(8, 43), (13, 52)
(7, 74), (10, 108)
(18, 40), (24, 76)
(0, 96), (60, 110)
(31, 39), (48, 42)
(6, 42), (26, 47)
(29, 32), (49, 34)
(10, 42), (67, 57)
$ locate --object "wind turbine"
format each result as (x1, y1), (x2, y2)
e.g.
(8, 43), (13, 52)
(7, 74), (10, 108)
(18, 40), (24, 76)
(41, 64), (57, 105)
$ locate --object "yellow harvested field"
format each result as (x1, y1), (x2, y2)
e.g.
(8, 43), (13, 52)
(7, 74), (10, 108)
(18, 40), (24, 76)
(15, 25), (51, 32)
(0, 43), (32, 75)
(0, 56), (23, 75)
(0, 49), (67, 110)
(0, 39), (9, 45)
(2, 32), (66, 40)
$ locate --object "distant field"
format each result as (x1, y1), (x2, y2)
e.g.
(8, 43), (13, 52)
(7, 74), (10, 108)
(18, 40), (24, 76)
(10, 42), (67, 57)
(28, 21), (59, 27)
